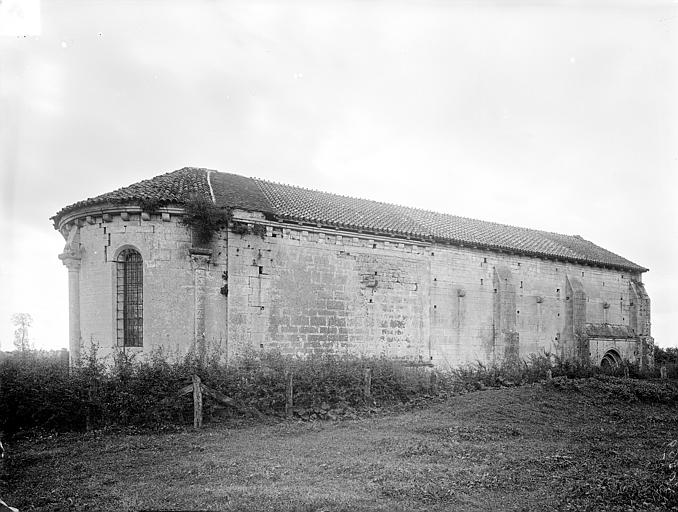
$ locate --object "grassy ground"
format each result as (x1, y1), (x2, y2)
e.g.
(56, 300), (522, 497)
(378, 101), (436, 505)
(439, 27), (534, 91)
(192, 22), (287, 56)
(2, 379), (677, 512)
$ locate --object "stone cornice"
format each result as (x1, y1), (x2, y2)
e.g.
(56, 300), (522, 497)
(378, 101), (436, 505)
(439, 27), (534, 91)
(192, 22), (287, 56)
(55, 203), (646, 276)
(229, 211), (433, 248)
(55, 203), (186, 232)
(227, 212), (645, 275)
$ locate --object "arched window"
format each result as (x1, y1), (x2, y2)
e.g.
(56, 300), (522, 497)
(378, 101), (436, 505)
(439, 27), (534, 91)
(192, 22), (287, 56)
(116, 248), (143, 347)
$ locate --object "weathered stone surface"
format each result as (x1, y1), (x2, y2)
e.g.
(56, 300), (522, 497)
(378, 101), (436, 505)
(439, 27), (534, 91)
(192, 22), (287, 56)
(57, 209), (651, 368)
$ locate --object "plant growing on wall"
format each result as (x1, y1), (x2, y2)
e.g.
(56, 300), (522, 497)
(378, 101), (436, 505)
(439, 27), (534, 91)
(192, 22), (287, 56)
(230, 221), (250, 236)
(231, 221), (267, 239)
(181, 194), (231, 247)
(251, 223), (266, 239)
(137, 197), (164, 213)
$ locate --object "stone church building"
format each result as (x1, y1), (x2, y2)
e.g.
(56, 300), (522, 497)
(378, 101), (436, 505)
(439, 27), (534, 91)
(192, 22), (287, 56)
(52, 167), (653, 368)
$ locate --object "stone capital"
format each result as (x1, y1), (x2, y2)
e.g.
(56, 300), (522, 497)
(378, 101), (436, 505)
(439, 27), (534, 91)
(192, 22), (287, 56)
(189, 248), (212, 270)
(59, 252), (82, 271)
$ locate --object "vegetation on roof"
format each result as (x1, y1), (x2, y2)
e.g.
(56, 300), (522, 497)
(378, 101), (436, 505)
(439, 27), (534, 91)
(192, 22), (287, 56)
(180, 194), (231, 247)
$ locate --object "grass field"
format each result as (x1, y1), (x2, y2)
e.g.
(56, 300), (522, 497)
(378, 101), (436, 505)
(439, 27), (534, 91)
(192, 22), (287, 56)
(2, 378), (677, 511)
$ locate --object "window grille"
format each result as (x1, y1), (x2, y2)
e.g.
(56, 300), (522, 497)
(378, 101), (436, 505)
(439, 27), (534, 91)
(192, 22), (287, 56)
(116, 249), (143, 347)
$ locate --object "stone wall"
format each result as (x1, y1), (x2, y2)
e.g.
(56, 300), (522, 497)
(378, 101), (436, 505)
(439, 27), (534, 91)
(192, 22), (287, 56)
(61, 207), (650, 367)
(225, 213), (648, 368)
(67, 209), (228, 361)
(226, 212), (430, 361)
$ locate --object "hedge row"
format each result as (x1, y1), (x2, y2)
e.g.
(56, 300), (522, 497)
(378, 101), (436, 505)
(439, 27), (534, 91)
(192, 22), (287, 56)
(0, 347), (435, 435)
(0, 346), (675, 436)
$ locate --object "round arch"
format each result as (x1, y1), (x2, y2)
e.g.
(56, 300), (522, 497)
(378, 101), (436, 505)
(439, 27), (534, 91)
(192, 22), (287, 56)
(112, 244), (145, 262)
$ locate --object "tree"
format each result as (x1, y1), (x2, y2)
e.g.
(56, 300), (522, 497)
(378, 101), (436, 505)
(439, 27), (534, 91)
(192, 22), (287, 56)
(12, 313), (33, 352)
(654, 346), (678, 366)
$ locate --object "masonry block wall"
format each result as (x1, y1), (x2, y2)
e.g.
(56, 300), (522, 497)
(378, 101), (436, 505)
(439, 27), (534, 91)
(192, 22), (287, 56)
(62, 208), (649, 368)
(223, 214), (648, 368)
(226, 212), (431, 361)
(71, 210), (228, 361)
(417, 243), (645, 367)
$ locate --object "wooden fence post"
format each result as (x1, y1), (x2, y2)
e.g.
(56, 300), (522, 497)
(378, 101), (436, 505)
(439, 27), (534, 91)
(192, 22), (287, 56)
(285, 371), (293, 418)
(193, 375), (203, 428)
(60, 349), (70, 373)
(176, 377), (265, 426)
(364, 368), (372, 399)
(85, 377), (95, 432)
(661, 366), (668, 380)
(428, 371), (438, 394)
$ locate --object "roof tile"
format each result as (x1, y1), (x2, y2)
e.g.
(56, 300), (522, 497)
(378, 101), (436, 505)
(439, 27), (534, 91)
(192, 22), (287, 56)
(52, 167), (647, 272)
(52, 167), (212, 222)
(255, 178), (646, 272)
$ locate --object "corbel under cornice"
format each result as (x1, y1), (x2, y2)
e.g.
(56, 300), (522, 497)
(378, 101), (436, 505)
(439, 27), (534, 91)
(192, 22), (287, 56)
(55, 204), (186, 232)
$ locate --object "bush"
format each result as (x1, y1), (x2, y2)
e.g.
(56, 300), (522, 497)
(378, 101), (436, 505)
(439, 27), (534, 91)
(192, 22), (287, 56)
(446, 352), (585, 391)
(181, 194), (231, 246)
(2, 345), (676, 436)
(0, 350), (86, 436)
(655, 346), (678, 366)
(655, 346), (678, 379)
(0, 346), (436, 435)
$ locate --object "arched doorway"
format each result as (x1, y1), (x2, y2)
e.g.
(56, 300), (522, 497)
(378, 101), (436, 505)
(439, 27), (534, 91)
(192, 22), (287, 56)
(600, 349), (622, 368)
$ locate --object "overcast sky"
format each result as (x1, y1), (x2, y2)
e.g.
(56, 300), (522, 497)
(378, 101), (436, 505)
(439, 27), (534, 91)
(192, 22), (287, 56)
(0, 1), (676, 351)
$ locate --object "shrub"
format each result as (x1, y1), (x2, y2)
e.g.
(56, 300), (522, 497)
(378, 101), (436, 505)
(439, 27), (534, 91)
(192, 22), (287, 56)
(447, 353), (559, 391)
(655, 346), (678, 366)
(0, 350), (86, 436)
(1, 345), (676, 435)
(181, 194), (231, 246)
(0, 347), (437, 433)
(655, 346), (678, 379)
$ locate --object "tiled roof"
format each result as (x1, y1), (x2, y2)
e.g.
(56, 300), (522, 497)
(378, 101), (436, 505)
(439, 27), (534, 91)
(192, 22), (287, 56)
(52, 167), (647, 272)
(210, 171), (276, 214)
(52, 167), (213, 223)
(254, 179), (647, 272)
